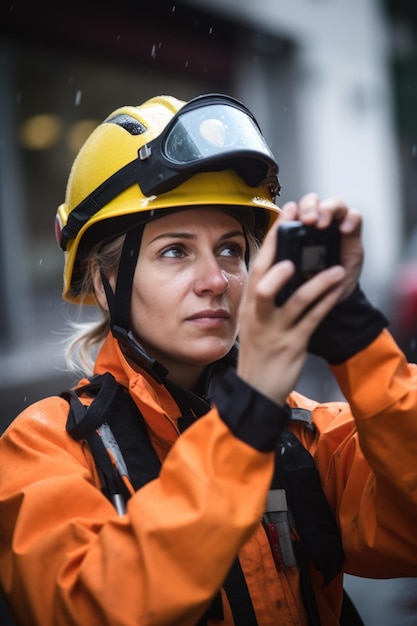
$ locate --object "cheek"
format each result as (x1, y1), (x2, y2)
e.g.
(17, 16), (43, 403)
(131, 280), (161, 317)
(130, 270), (187, 328)
(227, 270), (248, 301)
(130, 276), (156, 328)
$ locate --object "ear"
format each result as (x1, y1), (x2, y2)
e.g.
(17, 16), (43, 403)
(92, 265), (112, 311)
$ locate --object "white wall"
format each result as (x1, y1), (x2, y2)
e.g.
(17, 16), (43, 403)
(183, 0), (403, 303)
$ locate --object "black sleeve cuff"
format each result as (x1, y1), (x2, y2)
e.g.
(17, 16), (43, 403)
(308, 285), (388, 364)
(212, 370), (291, 452)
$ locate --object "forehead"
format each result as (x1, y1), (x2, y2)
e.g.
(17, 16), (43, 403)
(143, 207), (245, 238)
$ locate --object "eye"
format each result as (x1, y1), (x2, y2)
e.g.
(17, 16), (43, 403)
(219, 242), (245, 259)
(160, 245), (186, 258)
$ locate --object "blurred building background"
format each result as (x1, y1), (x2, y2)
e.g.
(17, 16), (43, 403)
(0, 0), (416, 624)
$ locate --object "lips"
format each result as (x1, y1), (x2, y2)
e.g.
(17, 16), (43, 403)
(186, 309), (230, 322)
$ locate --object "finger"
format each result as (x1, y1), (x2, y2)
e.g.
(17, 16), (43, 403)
(339, 208), (362, 236)
(239, 260), (295, 327)
(297, 193), (321, 224)
(279, 265), (346, 322)
(279, 193), (322, 225)
(293, 280), (345, 340)
(314, 196), (349, 228)
(292, 194), (352, 230)
(279, 201), (299, 222)
(283, 287), (344, 351)
(255, 260), (295, 308)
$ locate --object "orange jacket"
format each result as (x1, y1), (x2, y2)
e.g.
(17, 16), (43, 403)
(0, 328), (417, 626)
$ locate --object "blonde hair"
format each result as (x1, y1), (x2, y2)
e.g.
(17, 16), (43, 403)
(65, 235), (125, 376)
(65, 208), (261, 376)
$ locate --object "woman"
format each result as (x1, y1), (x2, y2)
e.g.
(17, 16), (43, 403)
(0, 93), (416, 626)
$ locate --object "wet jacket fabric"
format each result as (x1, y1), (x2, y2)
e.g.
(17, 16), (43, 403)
(1, 327), (417, 626)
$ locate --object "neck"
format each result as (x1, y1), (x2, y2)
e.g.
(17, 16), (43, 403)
(167, 365), (207, 392)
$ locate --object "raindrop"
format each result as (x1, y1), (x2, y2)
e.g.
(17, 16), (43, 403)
(172, 4), (176, 12)
(409, 337), (416, 351)
(75, 90), (82, 106)
(151, 44), (156, 58)
(209, 27), (213, 34)
(185, 60), (189, 68)
(412, 145), (417, 158)
(117, 34), (121, 41)
(39, 258), (43, 266)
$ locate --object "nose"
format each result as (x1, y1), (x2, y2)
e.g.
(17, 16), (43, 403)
(193, 256), (229, 296)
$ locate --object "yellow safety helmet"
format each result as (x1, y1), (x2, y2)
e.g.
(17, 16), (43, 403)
(56, 93), (281, 304)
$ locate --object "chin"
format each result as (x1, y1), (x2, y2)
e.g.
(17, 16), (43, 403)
(188, 342), (233, 366)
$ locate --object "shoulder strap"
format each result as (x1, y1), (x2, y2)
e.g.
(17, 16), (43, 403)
(62, 373), (131, 513)
(99, 382), (162, 490)
(62, 373), (161, 513)
(64, 372), (119, 437)
(63, 374), (162, 490)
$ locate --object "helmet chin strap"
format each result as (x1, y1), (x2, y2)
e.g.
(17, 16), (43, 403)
(100, 225), (169, 384)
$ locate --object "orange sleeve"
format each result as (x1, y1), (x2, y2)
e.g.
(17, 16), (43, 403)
(0, 397), (274, 626)
(314, 329), (417, 577)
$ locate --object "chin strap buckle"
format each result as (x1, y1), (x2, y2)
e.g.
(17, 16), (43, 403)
(112, 325), (169, 384)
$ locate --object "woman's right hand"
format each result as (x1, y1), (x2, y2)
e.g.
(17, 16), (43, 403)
(236, 200), (348, 406)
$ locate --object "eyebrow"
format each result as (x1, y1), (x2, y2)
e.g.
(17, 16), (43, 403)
(148, 229), (245, 244)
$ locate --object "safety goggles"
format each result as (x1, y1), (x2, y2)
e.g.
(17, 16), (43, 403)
(59, 94), (280, 251)
(136, 93), (279, 196)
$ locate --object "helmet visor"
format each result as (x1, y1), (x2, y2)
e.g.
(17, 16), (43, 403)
(138, 95), (279, 197)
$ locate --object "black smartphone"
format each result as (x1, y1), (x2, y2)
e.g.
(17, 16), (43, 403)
(274, 220), (341, 305)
